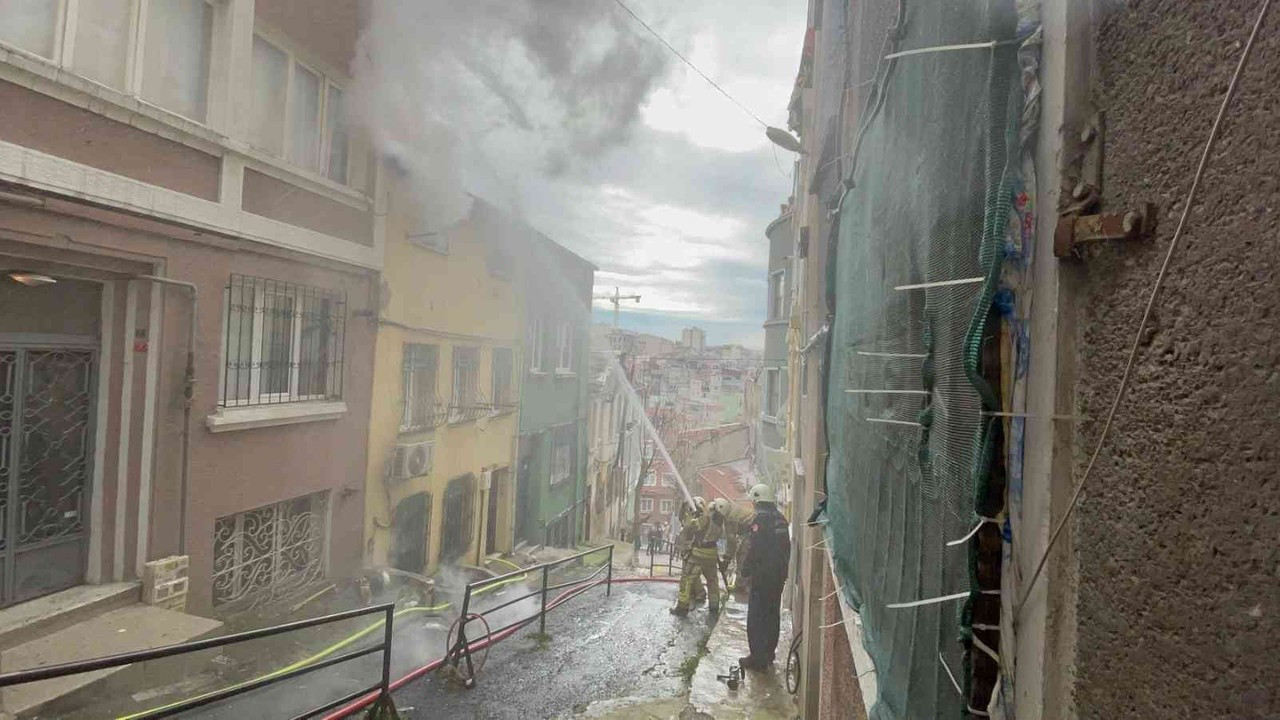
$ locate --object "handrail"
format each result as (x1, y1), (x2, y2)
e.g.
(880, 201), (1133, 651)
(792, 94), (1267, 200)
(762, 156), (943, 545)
(0, 602), (397, 719)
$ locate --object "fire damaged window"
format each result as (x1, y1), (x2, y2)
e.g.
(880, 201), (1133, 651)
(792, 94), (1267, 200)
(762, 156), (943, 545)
(220, 274), (346, 407)
(551, 424), (575, 486)
(440, 474), (476, 561)
(212, 491), (329, 609)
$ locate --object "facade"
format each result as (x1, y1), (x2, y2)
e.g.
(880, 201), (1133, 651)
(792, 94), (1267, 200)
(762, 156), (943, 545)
(0, 0), (379, 621)
(585, 353), (647, 543)
(514, 227), (595, 548)
(761, 207), (793, 451)
(362, 194), (521, 577)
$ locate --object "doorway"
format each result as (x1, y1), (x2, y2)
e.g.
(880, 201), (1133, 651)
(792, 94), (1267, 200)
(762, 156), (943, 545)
(0, 347), (95, 607)
(485, 467), (507, 555)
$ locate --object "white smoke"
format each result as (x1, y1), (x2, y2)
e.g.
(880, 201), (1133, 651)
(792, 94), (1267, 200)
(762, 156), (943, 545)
(351, 0), (671, 231)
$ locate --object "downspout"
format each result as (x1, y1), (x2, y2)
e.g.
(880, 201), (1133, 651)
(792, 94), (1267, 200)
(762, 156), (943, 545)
(132, 275), (197, 556)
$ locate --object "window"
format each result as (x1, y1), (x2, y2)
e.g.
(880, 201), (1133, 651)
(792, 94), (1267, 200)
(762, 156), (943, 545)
(142, 0), (213, 120)
(1, 0), (213, 120)
(529, 317), (547, 373)
(248, 33), (351, 181)
(551, 425), (574, 485)
(640, 498), (653, 513)
(764, 368), (783, 418)
(212, 491), (329, 608)
(556, 322), (575, 374)
(643, 474), (656, 487)
(221, 275), (346, 407)
(440, 475), (476, 561)
(450, 346), (482, 422)
(492, 347), (514, 407)
(768, 270), (786, 320)
(660, 499), (673, 514)
(401, 344), (441, 432)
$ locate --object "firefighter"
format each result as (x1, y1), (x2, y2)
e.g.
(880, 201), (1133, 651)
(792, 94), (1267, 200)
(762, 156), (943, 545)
(711, 497), (749, 592)
(670, 496), (724, 616)
(739, 483), (791, 670)
(674, 499), (706, 604)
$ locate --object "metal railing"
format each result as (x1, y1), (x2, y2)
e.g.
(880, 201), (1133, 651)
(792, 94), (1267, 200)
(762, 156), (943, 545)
(647, 539), (679, 577)
(0, 602), (396, 719)
(445, 544), (614, 687)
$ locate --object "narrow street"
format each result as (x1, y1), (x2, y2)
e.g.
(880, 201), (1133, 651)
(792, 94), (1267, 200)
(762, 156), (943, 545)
(394, 582), (707, 720)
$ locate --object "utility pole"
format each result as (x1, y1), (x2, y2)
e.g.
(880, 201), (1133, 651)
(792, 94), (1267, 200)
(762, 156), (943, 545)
(593, 286), (641, 329)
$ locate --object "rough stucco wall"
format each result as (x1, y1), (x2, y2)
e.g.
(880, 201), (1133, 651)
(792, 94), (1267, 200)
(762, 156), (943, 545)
(1074, 1), (1280, 717)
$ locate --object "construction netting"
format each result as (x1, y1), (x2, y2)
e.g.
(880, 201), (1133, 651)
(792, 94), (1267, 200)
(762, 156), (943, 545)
(817, 0), (1028, 718)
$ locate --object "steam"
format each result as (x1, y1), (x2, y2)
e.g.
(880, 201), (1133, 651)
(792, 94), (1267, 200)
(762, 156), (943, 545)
(351, 0), (670, 230)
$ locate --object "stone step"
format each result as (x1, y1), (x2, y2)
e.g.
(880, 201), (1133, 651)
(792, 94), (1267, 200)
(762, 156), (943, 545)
(0, 604), (221, 717)
(0, 583), (140, 653)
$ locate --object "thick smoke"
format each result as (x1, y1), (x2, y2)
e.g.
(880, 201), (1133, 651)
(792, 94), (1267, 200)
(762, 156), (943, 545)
(351, 0), (670, 230)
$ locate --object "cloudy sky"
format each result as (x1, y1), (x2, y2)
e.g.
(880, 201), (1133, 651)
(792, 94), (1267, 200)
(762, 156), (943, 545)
(357, 0), (808, 349)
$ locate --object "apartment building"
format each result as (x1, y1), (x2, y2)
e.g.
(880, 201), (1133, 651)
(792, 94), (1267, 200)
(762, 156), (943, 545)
(361, 195), (522, 576)
(0, 0), (381, 633)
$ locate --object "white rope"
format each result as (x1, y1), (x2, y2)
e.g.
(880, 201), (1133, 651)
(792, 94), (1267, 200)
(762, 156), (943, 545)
(884, 39), (1017, 60)
(820, 616), (849, 629)
(1016, 0), (1273, 616)
(968, 705), (991, 718)
(939, 652), (964, 697)
(971, 623), (1000, 631)
(866, 417), (922, 427)
(856, 351), (928, 358)
(971, 633), (1000, 663)
(946, 516), (1000, 547)
(893, 276), (985, 291)
(983, 411), (1080, 420)
(885, 591), (969, 609)
(845, 389), (930, 395)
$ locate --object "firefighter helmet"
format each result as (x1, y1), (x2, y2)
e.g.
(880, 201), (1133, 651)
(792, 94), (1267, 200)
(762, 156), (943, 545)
(711, 497), (731, 516)
(748, 483), (773, 504)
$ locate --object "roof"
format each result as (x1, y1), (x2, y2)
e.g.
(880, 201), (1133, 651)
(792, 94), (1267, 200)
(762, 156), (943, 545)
(696, 459), (754, 504)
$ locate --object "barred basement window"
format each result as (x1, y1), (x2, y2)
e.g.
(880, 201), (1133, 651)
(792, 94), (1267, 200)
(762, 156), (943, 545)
(212, 491), (329, 609)
(440, 474), (476, 562)
(221, 274), (346, 406)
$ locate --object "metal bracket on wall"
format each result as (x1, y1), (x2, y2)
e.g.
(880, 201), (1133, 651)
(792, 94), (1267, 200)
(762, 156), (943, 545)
(1054, 115), (1157, 258)
(1054, 203), (1158, 258)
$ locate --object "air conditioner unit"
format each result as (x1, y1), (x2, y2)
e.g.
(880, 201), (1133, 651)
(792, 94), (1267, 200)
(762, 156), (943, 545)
(389, 441), (434, 482)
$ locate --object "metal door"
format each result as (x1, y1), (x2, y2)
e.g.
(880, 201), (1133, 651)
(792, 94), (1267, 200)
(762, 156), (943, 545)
(0, 348), (95, 607)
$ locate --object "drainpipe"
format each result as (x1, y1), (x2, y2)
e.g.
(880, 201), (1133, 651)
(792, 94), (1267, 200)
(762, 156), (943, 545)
(132, 275), (197, 556)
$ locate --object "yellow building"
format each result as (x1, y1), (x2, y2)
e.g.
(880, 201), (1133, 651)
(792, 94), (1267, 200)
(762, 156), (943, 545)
(363, 177), (521, 575)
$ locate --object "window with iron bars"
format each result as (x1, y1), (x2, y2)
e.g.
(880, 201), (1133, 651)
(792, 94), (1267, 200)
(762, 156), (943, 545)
(221, 274), (345, 406)
(401, 343), (445, 432)
(449, 346), (490, 423)
(440, 474), (476, 562)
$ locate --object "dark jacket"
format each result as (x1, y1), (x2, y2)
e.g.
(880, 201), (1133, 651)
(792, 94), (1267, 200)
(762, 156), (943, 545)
(741, 502), (790, 586)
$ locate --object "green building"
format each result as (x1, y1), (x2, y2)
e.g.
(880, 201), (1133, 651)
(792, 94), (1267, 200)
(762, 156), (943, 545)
(514, 230), (595, 548)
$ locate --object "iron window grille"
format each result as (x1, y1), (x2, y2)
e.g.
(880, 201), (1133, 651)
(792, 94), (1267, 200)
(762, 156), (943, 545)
(221, 274), (346, 407)
(212, 491), (329, 610)
(551, 424), (575, 486)
(449, 346), (488, 423)
(440, 475), (476, 562)
(401, 343), (446, 432)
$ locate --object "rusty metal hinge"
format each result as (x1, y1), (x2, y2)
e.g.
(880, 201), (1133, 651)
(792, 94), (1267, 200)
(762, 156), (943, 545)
(1054, 202), (1158, 259)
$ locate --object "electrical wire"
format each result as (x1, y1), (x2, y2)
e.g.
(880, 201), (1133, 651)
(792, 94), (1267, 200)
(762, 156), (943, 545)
(1015, 0), (1272, 615)
(610, 0), (770, 129)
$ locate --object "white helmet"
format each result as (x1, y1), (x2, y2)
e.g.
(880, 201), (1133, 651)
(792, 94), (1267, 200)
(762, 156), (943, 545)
(711, 498), (731, 516)
(748, 483), (773, 504)
(692, 496), (707, 512)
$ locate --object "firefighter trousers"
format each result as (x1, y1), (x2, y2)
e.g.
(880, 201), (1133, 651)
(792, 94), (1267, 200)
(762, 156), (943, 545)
(676, 548), (720, 611)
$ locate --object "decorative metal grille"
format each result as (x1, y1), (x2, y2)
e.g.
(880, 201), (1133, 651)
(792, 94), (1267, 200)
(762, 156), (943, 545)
(220, 274), (346, 407)
(440, 475), (475, 562)
(448, 347), (489, 423)
(212, 492), (329, 610)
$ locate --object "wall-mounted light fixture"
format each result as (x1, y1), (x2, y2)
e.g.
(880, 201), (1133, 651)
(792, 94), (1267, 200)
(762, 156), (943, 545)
(7, 272), (57, 287)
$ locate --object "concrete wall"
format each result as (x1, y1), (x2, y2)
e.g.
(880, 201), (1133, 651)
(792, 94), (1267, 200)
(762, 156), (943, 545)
(1070, 2), (1280, 716)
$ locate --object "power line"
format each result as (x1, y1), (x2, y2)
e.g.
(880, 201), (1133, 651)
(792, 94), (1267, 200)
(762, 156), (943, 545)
(610, 0), (770, 129)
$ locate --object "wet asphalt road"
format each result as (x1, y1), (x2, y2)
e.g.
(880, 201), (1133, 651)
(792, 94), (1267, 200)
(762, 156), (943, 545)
(395, 581), (709, 720)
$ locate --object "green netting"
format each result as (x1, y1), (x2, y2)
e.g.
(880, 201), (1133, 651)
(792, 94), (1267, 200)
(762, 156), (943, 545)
(821, 1), (1020, 718)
